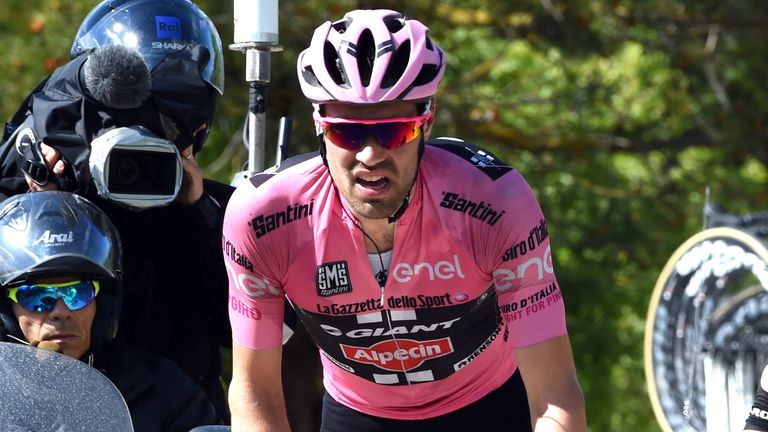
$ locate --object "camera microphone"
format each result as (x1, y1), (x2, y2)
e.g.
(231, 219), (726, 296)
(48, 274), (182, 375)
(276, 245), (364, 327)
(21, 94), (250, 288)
(81, 45), (183, 210)
(82, 44), (151, 109)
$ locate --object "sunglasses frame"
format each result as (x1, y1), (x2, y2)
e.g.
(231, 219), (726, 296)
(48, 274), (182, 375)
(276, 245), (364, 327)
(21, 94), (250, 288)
(5, 280), (101, 313)
(313, 111), (433, 151)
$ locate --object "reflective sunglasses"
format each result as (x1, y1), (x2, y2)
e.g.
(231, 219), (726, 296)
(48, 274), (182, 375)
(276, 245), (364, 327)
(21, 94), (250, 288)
(5, 280), (100, 313)
(313, 111), (432, 151)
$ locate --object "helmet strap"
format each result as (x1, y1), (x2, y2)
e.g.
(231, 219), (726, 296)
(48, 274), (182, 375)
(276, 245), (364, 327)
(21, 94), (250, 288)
(389, 134), (423, 224)
(318, 134), (329, 167)
(387, 192), (411, 224)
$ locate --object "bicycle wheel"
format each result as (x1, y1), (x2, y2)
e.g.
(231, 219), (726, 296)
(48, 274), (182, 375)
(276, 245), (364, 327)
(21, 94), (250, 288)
(645, 227), (768, 432)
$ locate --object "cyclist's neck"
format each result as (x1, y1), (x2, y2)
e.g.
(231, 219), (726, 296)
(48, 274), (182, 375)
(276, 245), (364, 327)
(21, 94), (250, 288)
(357, 217), (395, 253)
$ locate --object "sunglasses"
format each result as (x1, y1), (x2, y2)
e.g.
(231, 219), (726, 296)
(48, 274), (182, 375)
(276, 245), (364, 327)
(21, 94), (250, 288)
(313, 111), (432, 151)
(5, 280), (100, 313)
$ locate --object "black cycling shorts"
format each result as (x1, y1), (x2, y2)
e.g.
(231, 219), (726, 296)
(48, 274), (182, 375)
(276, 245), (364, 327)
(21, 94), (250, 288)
(320, 369), (532, 432)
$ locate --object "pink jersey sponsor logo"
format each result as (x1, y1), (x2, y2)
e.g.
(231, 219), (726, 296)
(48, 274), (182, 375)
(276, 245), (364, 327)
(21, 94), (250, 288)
(392, 255), (466, 283)
(493, 245), (553, 292)
(453, 325), (501, 371)
(230, 296), (262, 320)
(316, 261), (352, 296)
(225, 261), (282, 299)
(321, 318), (462, 338)
(223, 238), (254, 272)
(386, 293), (462, 308)
(439, 191), (505, 226)
(502, 219), (549, 262)
(316, 298), (383, 315)
(341, 337), (454, 371)
(250, 199), (314, 238)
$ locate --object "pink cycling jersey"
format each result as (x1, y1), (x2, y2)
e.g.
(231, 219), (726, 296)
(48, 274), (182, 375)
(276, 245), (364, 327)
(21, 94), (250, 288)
(223, 138), (568, 419)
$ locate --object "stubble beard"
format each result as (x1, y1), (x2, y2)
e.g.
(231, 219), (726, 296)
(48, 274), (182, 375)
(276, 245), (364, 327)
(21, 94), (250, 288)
(333, 157), (417, 221)
(345, 188), (406, 220)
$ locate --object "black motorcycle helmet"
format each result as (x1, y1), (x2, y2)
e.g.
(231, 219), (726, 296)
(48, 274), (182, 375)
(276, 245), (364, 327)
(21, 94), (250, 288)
(71, 0), (225, 153)
(0, 191), (123, 359)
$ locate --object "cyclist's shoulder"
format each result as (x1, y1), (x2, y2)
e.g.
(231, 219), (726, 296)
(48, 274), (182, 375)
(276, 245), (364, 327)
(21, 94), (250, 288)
(423, 137), (534, 202)
(421, 138), (542, 224)
(227, 152), (326, 211)
(231, 152), (321, 193)
(248, 151), (323, 189)
(425, 137), (516, 183)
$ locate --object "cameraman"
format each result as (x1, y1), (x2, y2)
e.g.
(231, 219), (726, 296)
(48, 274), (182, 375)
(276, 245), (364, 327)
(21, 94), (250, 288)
(0, 0), (232, 420)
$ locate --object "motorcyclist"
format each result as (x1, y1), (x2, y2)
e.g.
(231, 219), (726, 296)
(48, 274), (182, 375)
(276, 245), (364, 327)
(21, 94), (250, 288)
(0, 190), (221, 431)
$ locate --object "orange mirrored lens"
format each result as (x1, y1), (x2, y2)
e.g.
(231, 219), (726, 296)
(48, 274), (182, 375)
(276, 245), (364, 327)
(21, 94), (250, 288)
(323, 121), (422, 150)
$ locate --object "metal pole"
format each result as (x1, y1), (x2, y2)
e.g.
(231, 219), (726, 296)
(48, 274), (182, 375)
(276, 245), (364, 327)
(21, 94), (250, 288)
(276, 116), (292, 164)
(230, 0), (282, 180)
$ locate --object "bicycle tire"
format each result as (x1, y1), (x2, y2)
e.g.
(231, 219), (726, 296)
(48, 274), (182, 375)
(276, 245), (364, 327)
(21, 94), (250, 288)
(645, 227), (768, 432)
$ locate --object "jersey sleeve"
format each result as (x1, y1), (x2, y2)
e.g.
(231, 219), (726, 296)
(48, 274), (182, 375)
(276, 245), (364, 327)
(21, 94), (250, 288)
(486, 171), (567, 348)
(222, 180), (287, 350)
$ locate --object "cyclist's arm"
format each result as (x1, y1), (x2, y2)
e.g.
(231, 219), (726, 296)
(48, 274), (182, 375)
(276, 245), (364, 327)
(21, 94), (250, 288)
(516, 335), (587, 432)
(229, 343), (290, 432)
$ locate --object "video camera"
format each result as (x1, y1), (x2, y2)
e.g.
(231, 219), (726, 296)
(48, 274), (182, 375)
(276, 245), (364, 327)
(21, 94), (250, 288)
(89, 126), (182, 210)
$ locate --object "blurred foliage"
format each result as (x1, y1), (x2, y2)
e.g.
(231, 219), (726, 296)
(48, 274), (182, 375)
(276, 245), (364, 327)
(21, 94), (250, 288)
(2, 1), (768, 431)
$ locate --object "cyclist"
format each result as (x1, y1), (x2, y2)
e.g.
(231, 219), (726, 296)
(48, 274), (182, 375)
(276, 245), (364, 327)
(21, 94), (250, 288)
(224, 9), (586, 431)
(0, 0), (233, 419)
(0, 191), (220, 431)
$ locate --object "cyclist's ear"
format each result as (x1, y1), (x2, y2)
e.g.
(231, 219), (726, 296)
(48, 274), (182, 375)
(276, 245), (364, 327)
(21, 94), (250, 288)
(423, 98), (437, 140)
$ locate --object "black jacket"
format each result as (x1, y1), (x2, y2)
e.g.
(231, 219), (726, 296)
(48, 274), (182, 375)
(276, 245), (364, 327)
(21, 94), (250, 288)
(0, 56), (235, 421)
(99, 339), (221, 432)
(94, 181), (234, 421)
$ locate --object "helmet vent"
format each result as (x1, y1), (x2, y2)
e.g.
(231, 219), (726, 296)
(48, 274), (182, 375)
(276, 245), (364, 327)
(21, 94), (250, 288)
(38, 200), (69, 221)
(301, 66), (322, 87)
(324, 41), (347, 86)
(356, 29), (376, 87)
(332, 16), (353, 34)
(425, 34), (434, 50)
(381, 41), (411, 89)
(413, 64), (440, 87)
(383, 14), (405, 33)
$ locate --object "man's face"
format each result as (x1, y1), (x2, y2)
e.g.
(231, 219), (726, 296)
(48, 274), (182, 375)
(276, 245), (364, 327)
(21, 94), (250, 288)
(11, 280), (95, 359)
(322, 101), (433, 221)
